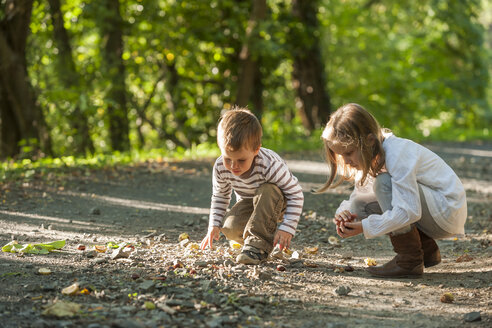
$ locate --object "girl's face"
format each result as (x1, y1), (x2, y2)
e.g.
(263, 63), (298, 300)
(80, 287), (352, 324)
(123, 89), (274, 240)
(220, 145), (260, 176)
(330, 143), (362, 170)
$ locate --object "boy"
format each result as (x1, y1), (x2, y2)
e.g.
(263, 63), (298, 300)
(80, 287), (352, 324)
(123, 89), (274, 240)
(200, 107), (304, 265)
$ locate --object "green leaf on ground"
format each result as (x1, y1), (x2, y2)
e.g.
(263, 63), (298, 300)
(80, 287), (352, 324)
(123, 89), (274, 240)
(2, 240), (66, 254)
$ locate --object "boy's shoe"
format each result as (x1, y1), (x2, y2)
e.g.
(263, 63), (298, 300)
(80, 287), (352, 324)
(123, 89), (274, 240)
(236, 246), (268, 265)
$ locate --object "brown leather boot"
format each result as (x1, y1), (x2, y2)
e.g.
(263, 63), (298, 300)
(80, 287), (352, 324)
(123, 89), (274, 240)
(367, 225), (424, 278)
(418, 229), (441, 268)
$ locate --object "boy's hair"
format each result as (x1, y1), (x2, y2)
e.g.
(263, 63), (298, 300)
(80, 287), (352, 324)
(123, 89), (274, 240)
(217, 106), (262, 152)
(316, 103), (386, 192)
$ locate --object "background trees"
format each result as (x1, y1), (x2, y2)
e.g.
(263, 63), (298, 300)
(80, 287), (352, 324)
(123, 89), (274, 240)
(0, 0), (490, 159)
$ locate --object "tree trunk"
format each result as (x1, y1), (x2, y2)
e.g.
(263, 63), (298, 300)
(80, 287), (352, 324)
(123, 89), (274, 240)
(0, 0), (52, 158)
(291, 0), (331, 131)
(161, 61), (190, 149)
(235, 0), (266, 115)
(100, 0), (129, 151)
(251, 64), (264, 121)
(48, 0), (94, 155)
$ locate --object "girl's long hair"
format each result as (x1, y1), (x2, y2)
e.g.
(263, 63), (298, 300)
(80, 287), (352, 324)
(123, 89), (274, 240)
(315, 103), (386, 193)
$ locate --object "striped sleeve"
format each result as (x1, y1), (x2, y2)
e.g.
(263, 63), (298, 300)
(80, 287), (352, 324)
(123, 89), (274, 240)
(264, 156), (304, 235)
(209, 159), (232, 228)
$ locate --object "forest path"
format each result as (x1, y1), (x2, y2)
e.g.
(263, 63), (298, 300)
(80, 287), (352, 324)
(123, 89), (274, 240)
(0, 142), (491, 327)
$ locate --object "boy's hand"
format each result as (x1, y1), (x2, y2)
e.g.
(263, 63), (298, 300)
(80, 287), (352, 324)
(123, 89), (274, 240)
(274, 230), (293, 251)
(200, 226), (220, 250)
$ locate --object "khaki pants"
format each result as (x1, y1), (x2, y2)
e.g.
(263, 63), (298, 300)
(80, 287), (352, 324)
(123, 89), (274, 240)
(221, 183), (286, 253)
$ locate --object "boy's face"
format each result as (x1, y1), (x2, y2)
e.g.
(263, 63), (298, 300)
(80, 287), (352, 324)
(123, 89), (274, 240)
(220, 145), (260, 176)
(330, 143), (361, 170)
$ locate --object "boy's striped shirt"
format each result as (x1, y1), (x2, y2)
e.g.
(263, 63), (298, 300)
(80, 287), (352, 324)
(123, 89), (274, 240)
(209, 147), (304, 236)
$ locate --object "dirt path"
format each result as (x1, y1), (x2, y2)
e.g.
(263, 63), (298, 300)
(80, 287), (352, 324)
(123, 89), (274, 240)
(0, 143), (491, 328)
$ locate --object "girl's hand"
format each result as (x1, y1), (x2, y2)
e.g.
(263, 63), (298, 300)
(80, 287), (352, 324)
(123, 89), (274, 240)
(274, 230), (293, 251)
(200, 226), (220, 250)
(338, 221), (363, 238)
(333, 210), (357, 226)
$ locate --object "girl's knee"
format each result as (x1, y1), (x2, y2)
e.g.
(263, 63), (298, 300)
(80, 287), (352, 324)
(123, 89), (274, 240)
(373, 172), (392, 196)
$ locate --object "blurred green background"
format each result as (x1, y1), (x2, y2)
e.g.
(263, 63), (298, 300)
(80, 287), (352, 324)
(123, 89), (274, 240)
(1, 0), (491, 165)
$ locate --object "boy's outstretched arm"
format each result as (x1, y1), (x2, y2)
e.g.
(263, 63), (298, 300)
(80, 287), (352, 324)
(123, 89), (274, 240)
(274, 230), (293, 251)
(200, 226), (220, 250)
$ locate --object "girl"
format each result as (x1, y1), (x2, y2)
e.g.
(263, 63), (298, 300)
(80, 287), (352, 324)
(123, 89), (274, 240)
(317, 103), (467, 278)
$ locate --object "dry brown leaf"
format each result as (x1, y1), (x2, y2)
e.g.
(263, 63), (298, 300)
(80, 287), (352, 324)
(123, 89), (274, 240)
(456, 254), (473, 262)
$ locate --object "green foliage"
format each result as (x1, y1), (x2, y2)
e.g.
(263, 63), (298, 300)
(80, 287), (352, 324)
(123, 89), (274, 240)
(0, 142), (221, 183)
(16, 0), (492, 160)
(320, 0), (491, 139)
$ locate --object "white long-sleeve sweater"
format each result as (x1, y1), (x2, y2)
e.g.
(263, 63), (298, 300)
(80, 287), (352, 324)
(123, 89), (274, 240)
(336, 133), (467, 239)
(209, 147), (304, 236)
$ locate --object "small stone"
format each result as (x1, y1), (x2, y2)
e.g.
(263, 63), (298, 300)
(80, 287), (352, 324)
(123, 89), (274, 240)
(138, 280), (155, 293)
(93, 258), (107, 265)
(258, 271), (272, 280)
(85, 250), (98, 258)
(464, 311), (481, 322)
(223, 259), (234, 267)
(90, 207), (101, 215)
(344, 265), (354, 272)
(111, 247), (132, 260)
(194, 261), (208, 268)
(334, 285), (351, 296)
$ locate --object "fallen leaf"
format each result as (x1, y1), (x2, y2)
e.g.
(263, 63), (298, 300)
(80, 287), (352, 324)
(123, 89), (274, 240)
(456, 254), (473, 262)
(188, 243), (200, 250)
(106, 242), (120, 249)
(61, 283), (80, 296)
(283, 248), (293, 255)
(94, 245), (107, 253)
(173, 259), (184, 269)
(79, 288), (90, 295)
(42, 301), (81, 317)
(328, 236), (339, 245)
(178, 232), (189, 241)
(157, 302), (176, 315)
(38, 268), (52, 275)
(304, 261), (318, 268)
(440, 293), (454, 303)
(229, 241), (242, 250)
(2, 240), (65, 254)
(364, 258), (377, 266)
(304, 246), (319, 254)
